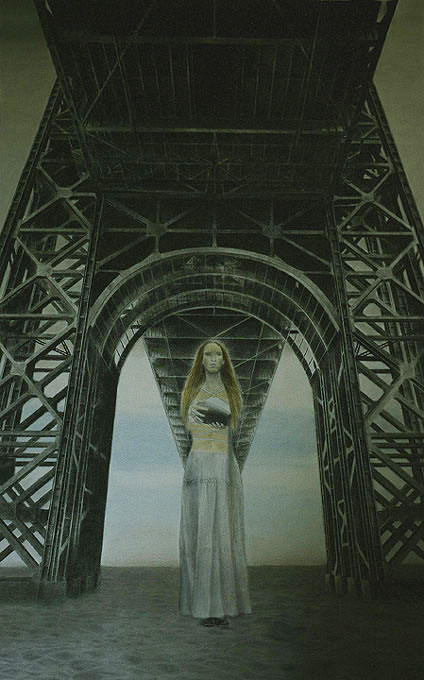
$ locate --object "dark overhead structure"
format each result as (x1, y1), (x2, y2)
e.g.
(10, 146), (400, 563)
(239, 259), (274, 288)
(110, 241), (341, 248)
(2, 0), (424, 599)
(38, 0), (390, 198)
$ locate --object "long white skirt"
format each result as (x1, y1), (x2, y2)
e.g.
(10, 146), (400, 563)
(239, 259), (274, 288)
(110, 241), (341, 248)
(179, 448), (252, 619)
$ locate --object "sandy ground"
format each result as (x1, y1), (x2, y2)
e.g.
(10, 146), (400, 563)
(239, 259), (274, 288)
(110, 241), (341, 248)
(0, 565), (423, 680)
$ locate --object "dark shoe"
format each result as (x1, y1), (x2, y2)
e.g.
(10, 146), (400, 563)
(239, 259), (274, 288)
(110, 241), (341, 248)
(213, 617), (229, 626)
(201, 618), (215, 627)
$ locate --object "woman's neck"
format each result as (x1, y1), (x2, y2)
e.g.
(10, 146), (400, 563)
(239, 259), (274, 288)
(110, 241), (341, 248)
(202, 375), (225, 395)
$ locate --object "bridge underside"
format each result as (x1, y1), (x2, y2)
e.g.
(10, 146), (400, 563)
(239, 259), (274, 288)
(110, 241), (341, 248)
(2, 0), (424, 599)
(141, 310), (286, 469)
(35, 0), (393, 197)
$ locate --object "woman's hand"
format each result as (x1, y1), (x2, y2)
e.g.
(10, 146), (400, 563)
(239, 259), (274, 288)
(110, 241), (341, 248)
(188, 403), (207, 423)
(188, 403), (226, 429)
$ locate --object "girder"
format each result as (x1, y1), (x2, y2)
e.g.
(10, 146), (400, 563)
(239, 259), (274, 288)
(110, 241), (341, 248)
(142, 310), (286, 468)
(332, 85), (424, 567)
(1, 75), (419, 593)
(34, 0), (395, 196)
(0, 91), (95, 571)
(3, 0), (424, 599)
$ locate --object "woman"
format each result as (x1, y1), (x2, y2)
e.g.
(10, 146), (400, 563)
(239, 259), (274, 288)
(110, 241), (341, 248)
(179, 339), (252, 627)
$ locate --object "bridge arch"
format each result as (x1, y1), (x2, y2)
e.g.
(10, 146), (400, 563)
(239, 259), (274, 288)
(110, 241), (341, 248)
(89, 248), (339, 375)
(42, 248), (383, 598)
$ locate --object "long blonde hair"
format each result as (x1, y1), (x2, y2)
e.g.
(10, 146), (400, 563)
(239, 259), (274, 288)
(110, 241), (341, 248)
(181, 339), (242, 428)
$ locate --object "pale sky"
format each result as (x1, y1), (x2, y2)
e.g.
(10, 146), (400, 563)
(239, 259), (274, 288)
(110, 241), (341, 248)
(102, 340), (323, 566)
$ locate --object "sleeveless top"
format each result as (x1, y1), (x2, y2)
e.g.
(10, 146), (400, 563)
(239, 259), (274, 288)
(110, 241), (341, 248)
(187, 386), (230, 454)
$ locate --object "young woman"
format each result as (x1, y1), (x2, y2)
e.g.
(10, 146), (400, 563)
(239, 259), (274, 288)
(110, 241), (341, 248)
(179, 340), (252, 627)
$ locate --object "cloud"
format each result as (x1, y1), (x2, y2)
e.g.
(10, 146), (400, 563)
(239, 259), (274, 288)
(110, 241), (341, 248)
(108, 466), (182, 491)
(244, 463), (319, 494)
(111, 412), (179, 471)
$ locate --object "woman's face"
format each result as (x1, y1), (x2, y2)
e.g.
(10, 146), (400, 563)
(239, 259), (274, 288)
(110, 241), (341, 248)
(202, 342), (224, 375)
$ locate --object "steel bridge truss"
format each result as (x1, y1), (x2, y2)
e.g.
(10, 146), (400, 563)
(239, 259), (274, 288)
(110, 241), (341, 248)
(332, 87), (424, 568)
(141, 310), (287, 470)
(35, 0), (394, 198)
(1, 35), (424, 597)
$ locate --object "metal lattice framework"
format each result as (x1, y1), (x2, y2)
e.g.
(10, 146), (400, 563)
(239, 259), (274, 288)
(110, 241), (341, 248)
(142, 311), (286, 468)
(332, 87), (424, 568)
(0, 90), (96, 572)
(36, 0), (392, 197)
(3, 0), (423, 599)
